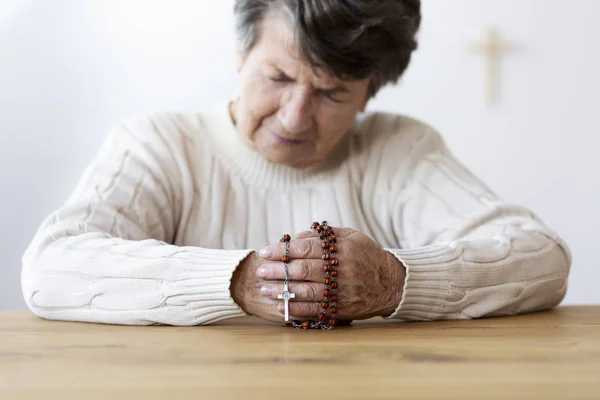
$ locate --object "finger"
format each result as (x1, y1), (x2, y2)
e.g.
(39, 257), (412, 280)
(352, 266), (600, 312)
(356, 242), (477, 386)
(259, 282), (323, 302)
(259, 238), (323, 261)
(257, 259), (323, 282)
(279, 301), (321, 318)
(294, 230), (319, 239)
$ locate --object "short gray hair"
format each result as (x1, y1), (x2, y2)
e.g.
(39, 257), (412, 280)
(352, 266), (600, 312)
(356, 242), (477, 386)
(233, 0), (422, 97)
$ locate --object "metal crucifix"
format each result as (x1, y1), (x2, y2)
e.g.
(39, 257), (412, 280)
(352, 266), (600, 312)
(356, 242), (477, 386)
(277, 283), (295, 322)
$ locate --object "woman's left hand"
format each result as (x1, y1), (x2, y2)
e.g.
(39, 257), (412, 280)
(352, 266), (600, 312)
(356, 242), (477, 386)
(256, 227), (406, 321)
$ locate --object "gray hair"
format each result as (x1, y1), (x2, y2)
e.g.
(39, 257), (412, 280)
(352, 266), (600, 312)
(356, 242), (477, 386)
(233, 0), (422, 97)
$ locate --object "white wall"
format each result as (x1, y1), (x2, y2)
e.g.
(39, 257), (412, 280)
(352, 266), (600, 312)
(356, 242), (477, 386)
(1, 0), (598, 310)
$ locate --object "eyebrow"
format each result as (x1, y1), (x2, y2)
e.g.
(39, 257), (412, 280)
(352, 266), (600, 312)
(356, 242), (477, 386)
(272, 67), (349, 94)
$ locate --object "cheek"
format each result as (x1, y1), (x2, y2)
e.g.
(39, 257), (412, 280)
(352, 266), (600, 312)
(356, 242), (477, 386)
(314, 108), (357, 149)
(240, 76), (281, 133)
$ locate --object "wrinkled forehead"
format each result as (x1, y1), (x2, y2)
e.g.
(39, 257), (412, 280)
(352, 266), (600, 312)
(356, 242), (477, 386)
(258, 11), (343, 87)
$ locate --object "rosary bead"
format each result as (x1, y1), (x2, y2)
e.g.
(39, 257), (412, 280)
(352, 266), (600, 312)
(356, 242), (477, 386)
(291, 220), (340, 330)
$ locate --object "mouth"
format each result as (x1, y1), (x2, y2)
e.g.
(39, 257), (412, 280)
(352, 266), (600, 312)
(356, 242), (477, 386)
(271, 132), (304, 145)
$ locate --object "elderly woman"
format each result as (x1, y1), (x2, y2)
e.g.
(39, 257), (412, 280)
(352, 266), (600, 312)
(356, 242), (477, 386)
(22, 0), (570, 328)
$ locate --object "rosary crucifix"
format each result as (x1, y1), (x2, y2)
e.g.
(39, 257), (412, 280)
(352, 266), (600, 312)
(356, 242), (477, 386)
(277, 237), (295, 322)
(278, 282), (295, 322)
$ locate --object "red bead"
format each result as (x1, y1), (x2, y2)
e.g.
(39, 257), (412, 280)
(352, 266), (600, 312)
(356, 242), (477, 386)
(322, 253), (330, 261)
(329, 319), (337, 326)
(323, 289), (331, 297)
(322, 221), (328, 225)
(281, 255), (291, 263)
(321, 242), (329, 249)
(320, 235), (327, 240)
(328, 235), (336, 243)
(302, 321), (310, 330)
(323, 265), (331, 273)
(330, 306), (338, 314)
(318, 313), (326, 321)
(330, 295), (338, 302)
(330, 258), (338, 266)
(329, 246), (337, 253)
(324, 278), (331, 285)
(283, 234), (291, 242)
(331, 270), (338, 277)
(321, 302), (329, 309)
(312, 221), (319, 229)
(331, 281), (338, 289)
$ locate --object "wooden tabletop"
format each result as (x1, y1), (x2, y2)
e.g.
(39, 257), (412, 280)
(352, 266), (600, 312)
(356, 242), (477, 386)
(1, 306), (599, 400)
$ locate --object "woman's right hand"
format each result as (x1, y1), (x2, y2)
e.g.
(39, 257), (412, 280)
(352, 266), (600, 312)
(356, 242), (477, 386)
(231, 251), (286, 323)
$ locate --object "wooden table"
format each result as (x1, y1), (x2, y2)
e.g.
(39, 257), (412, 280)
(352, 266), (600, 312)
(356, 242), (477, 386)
(1, 306), (599, 400)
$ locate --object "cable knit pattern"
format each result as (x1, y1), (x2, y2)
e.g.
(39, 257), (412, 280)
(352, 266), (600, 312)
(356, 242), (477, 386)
(21, 103), (571, 325)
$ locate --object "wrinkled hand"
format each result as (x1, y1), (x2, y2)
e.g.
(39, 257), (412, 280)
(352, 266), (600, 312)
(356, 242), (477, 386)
(231, 251), (286, 323)
(255, 227), (406, 321)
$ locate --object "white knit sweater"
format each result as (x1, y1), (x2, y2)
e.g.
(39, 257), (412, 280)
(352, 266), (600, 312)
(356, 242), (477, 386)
(21, 104), (572, 325)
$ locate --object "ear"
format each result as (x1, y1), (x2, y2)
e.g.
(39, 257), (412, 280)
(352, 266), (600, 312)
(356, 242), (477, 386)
(235, 45), (247, 72)
(359, 78), (373, 112)
(359, 100), (369, 113)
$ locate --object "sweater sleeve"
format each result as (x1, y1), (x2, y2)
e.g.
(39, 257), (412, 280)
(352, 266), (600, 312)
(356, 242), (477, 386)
(383, 126), (571, 321)
(21, 116), (250, 326)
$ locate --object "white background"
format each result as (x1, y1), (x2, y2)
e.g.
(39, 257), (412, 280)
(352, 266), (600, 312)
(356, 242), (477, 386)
(1, 0), (598, 309)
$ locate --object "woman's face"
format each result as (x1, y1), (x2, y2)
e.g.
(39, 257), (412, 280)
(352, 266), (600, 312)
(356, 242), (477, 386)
(231, 12), (371, 169)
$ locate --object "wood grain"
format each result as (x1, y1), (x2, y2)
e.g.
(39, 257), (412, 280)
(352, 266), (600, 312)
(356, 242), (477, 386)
(1, 306), (599, 400)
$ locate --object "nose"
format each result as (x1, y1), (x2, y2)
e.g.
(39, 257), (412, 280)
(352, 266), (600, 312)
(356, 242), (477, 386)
(277, 88), (314, 135)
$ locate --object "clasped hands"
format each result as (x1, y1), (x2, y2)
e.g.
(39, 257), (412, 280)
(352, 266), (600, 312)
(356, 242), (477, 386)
(231, 226), (406, 324)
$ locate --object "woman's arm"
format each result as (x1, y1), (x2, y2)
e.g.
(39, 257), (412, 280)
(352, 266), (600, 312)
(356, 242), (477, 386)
(21, 115), (251, 325)
(383, 127), (571, 320)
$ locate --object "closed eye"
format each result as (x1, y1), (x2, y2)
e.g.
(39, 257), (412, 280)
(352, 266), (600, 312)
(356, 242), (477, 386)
(269, 74), (293, 83)
(318, 89), (345, 103)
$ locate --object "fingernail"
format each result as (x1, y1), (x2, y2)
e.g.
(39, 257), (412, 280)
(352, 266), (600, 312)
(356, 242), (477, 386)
(260, 286), (271, 296)
(259, 247), (272, 258)
(256, 267), (267, 278)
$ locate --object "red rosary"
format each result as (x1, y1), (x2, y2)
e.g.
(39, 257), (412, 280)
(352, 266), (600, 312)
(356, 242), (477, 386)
(280, 221), (338, 330)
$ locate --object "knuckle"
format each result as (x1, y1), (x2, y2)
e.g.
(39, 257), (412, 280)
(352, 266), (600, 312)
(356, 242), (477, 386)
(304, 284), (317, 301)
(299, 260), (311, 280)
(293, 240), (311, 258)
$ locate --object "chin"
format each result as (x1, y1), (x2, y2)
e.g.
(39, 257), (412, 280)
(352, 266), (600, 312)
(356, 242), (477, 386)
(262, 149), (313, 169)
